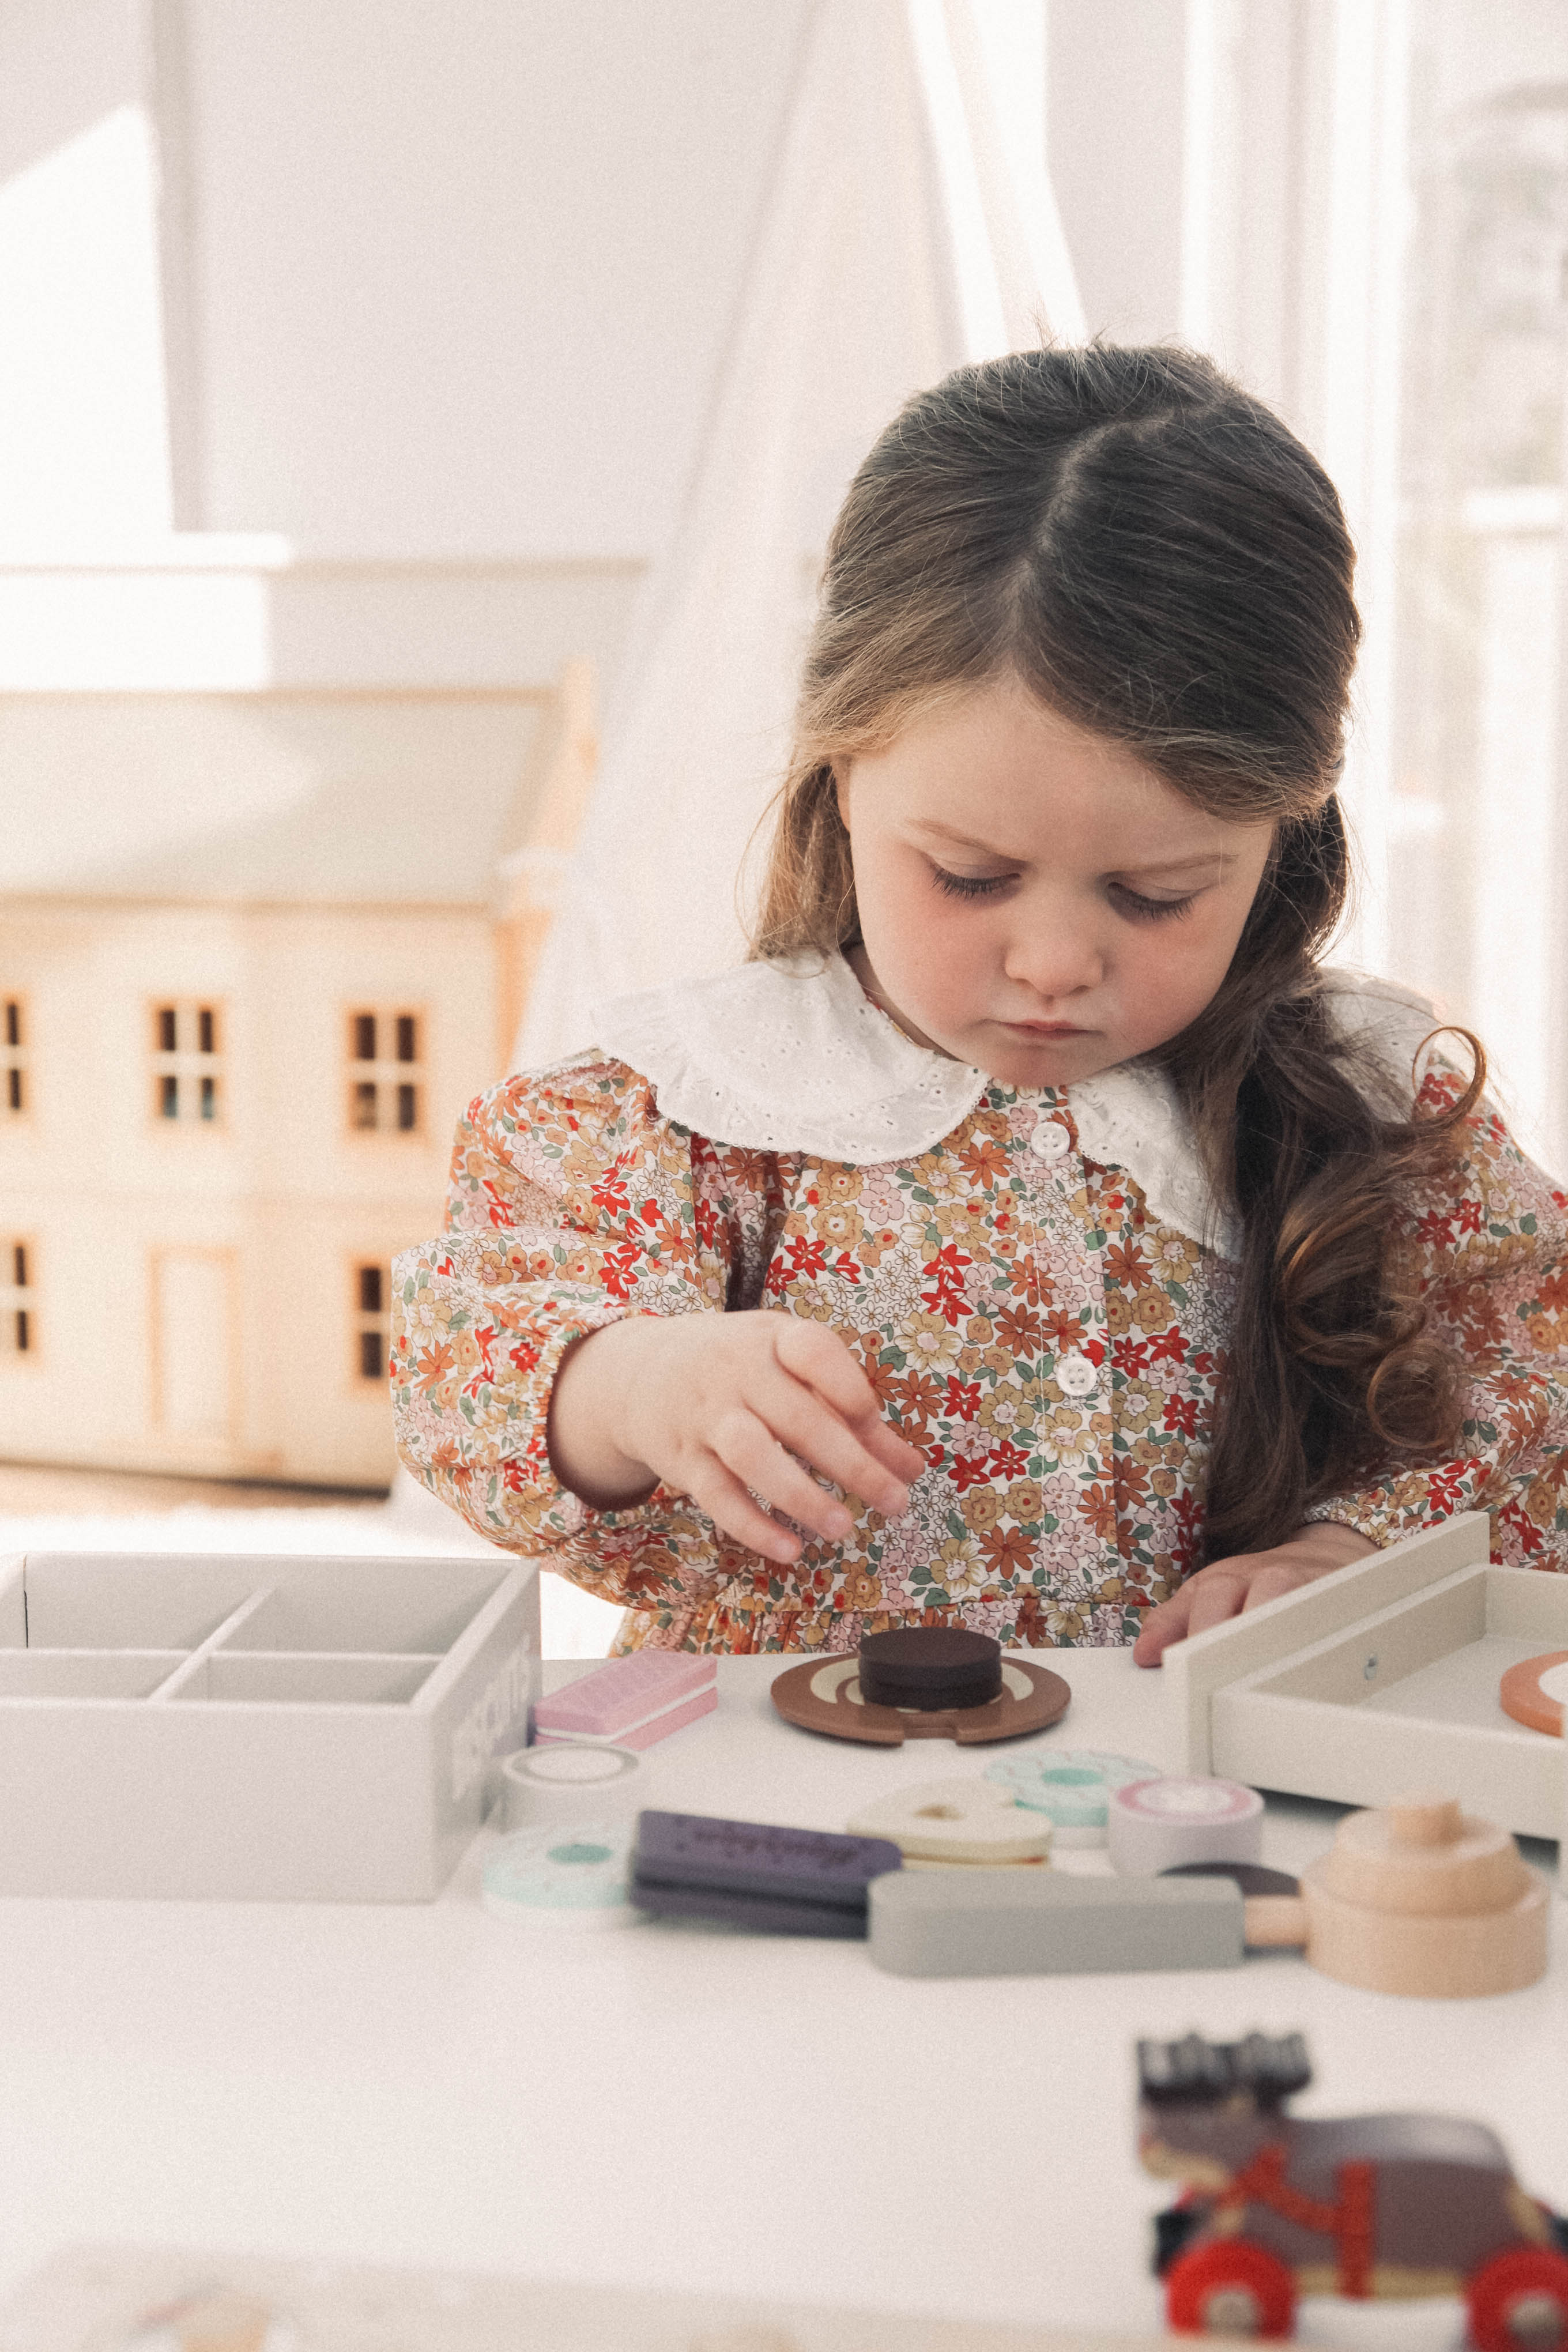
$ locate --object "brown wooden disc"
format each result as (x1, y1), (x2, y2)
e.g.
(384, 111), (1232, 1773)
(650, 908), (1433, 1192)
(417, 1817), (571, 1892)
(770, 1653), (1070, 1746)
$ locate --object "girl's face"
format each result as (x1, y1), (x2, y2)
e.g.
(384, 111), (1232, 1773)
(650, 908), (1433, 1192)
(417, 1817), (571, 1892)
(836, 673), (1276, 1088)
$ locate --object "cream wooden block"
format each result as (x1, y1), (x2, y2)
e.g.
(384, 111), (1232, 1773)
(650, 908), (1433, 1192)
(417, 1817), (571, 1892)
(0, 2244), (1185, 2352)
(0, 1548), (538, 1899)
(846, 1776), (1053, 1863)
(1163, 1514), (1568, 1850)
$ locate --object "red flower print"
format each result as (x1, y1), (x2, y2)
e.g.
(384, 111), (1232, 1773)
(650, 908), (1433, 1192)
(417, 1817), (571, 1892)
(987, 1437), (1030, 1482)
(946, 1376), (981, 1422)
(1163, 1394), (1200, 1437)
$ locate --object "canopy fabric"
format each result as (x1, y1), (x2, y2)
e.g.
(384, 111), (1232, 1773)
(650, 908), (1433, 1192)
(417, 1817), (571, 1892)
(516, 0), (1082, 1069)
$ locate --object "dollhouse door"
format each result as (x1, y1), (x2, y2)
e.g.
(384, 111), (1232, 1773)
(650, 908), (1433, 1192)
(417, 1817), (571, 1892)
(152, 1247), (238, 1445)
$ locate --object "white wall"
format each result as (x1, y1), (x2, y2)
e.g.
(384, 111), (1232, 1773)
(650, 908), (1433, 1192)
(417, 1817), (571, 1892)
(179, 0), (808, 561)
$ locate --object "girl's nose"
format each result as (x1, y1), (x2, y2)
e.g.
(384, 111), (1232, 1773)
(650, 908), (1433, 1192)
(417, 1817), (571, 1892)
(1002, 921), (1106, 1002)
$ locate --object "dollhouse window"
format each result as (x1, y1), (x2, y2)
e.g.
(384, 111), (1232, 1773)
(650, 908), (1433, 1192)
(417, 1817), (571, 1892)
(346, 1009), (423, 1136)
(151, 1002), (224, 1125)
(354, 1261), (388, 1381)
(3, 1239), (35, 1357)
(2, 998), (25, 1117)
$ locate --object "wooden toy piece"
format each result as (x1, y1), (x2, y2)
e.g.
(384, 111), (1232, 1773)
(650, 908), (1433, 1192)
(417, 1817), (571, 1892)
(868, 1866), (1245, 1978)
(770, 1653), (1068, 1746)
(846, 1778), (1053, 1865)
(1499, 1650), (1568, 1737)
(857, 1627), (1001, 1710)
(499, 1740), (641, 1830)
(481, 1820), (640, 1931)
(1160, 1863), (1309, 1952)
(986, 1748), (1159, 1846)
(629, 1810), (902, 1938)
(1298, 1789), (1548, 1998)
(533, 1652), (717, 1749)
(1139, 2030), (1568, 2343)
(1107, 1776), (1264, 1876)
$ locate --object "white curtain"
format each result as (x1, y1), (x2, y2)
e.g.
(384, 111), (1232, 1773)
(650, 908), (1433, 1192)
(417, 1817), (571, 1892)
(517, 0), (1082, 1068)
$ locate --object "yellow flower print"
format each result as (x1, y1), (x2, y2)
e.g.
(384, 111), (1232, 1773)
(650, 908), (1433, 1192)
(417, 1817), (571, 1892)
(1046, 1605), (1088, 1641)
(963, 1488), (1005, 1532)
(978, 1387), (1024, 1435)
(1153, 1232), (1198, 1279)
(966, 1316), (996, 1344)
(935, 1536), (988, 1599)
(899, 1309), (964, 1374)
(820, 1167), (862, 1202)
(817, 1203), (864, 1250)
(930, 1198), (990, 1242)
(1004, 1478), (1043, 1522)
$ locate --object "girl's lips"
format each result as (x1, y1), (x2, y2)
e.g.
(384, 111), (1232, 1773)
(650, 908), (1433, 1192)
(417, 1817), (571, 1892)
(1001, 1021), (1092, 1036)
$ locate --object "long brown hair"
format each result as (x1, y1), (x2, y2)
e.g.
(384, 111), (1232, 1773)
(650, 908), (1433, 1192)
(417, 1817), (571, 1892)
(752, 345), (1481, 1559)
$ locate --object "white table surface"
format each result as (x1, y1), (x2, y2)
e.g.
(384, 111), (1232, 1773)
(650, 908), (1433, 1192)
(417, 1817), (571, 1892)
(0, 1650), (1560, 2343)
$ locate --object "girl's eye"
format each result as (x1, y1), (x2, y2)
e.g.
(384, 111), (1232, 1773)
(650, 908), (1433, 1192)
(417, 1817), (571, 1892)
(1111, 885), (1198, 922)
(932, 866), (1015, 900)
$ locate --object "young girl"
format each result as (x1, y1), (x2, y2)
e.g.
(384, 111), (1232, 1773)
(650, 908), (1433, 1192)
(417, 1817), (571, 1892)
(392, 345), (1568, 1659)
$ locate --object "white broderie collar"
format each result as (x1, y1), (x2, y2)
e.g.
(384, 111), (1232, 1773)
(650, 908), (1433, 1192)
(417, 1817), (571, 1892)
(583, 955), (1440, 1258)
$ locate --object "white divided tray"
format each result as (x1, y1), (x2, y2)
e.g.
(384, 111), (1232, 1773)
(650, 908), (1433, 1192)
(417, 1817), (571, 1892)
(1166, 1513), (1568, 1846)
(0, 1550), (538, 1901)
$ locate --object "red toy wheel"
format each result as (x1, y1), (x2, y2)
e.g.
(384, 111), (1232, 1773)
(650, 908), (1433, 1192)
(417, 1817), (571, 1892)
(1166, 2238), (1296, 2338)
(1467, 2248), (1568, 2352)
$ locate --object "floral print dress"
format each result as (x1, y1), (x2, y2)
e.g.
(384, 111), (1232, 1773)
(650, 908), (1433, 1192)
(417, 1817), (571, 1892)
(390, 956), (1568, 1652)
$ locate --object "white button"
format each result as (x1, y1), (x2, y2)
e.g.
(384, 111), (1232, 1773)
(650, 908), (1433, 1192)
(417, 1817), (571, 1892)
(1030, 1116), (1069, 1161)
(1056, 1349), (1098, 1397)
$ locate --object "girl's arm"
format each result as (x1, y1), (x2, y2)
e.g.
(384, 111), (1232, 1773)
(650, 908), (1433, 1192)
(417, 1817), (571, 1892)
(1136, 1084), (1568, 1664)
(390, 1058), (918, 1610)
(390, 1056), (744, 1607)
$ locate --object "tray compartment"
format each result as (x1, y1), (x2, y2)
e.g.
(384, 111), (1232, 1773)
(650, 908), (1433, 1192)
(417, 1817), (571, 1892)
(171, 1653), (443, 1706)
(17, 1554), (262, 1652)
(0, 1652), (187, 1699)
(216, 1558), (507, 1655)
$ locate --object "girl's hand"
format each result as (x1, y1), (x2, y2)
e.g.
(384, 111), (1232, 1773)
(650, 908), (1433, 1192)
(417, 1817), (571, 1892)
(547, 1311), (926, 1565)
(1132, 1521), (1377, 1667)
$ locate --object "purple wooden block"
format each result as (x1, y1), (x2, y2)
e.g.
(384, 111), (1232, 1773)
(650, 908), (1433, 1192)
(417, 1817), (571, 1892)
(628, 1876), (873, 1939)
(631, 1810), (903, 1909)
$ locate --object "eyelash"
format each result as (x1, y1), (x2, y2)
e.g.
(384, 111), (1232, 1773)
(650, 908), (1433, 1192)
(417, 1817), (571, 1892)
(930, 867), (1198, 922)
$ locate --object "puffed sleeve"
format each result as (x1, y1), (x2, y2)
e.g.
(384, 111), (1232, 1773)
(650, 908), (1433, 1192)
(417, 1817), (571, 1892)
(389, 1054), (781, 1608)
(1306, 1074), (1568, 1566)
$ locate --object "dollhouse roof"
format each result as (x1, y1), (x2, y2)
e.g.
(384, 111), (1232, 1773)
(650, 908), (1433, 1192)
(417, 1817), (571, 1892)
(0, 691), (547, 906)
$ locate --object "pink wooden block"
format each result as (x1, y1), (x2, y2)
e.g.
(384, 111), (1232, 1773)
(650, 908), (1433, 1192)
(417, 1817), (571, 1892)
(534, 1654), (717, 1748)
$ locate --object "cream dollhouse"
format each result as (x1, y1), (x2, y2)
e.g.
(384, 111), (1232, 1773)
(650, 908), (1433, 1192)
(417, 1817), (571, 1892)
(0, 664), (595, 1488)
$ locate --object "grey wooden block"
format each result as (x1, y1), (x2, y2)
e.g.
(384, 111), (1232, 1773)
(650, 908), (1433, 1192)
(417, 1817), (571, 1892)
(867, 1867), (1245, 1978)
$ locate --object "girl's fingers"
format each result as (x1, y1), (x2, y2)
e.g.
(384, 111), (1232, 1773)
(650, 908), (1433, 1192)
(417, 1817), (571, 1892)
(768, 1321), (924, 1500)
(748, 1369), (910, 1520)
(680, 1456), (803, 1565)
(711, 1411), (857, 1546)
(859, 1412), (928, 1487)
